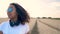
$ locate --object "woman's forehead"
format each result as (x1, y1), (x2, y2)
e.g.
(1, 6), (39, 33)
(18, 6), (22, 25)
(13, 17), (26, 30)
(9, 5), (15, 8)
(8, 5), (16, 11)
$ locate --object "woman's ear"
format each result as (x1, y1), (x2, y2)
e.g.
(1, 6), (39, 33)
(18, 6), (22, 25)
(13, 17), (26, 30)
(0, 31), (3, 34)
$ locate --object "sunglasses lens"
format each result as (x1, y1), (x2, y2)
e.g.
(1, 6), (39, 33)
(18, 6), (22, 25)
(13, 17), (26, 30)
(8, 7), (13, 12)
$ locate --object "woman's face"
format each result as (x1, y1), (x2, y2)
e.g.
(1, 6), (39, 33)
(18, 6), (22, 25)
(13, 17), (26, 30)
(7, 5), (17, 19)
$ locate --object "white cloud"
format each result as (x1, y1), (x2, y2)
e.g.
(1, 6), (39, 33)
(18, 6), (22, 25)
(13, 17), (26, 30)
(56, 0), (60, 2)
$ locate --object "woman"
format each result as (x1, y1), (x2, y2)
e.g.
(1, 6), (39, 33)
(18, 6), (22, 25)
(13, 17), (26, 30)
(0, 3), (30, 34)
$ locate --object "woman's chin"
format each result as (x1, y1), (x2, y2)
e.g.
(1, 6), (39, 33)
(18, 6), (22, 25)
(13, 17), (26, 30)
(8, 17), (13, 19)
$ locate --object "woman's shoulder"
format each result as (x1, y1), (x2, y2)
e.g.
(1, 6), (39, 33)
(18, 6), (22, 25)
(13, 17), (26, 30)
(24, 23), (29, 27)
(21, 23), (29, 29)
(24, 23), (30, 33)
(0, 21), (9, 27)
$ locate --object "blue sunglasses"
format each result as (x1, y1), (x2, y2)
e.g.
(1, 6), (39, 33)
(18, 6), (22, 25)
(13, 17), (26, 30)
(7, 7), (13, 12)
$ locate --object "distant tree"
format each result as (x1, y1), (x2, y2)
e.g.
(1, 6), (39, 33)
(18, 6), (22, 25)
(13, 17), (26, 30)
(37, 17), (40, 19)
(48, 17), (52, 19)
(42, 17), (46, 19)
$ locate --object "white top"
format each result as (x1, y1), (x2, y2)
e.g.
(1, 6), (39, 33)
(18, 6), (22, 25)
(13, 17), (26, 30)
(0, 21), (30, 34)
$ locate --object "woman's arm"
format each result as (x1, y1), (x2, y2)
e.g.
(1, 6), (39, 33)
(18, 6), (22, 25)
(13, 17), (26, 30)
(0, 31), (3, 34)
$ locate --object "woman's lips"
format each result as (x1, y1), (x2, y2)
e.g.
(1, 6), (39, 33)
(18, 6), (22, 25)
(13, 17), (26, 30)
(8, 14), (12, 17)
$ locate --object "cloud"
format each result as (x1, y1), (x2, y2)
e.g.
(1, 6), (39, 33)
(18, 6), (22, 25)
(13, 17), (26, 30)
(56, 6), (60, 11)
(41, 0), (60, 11)
(56, 0), (60, 2)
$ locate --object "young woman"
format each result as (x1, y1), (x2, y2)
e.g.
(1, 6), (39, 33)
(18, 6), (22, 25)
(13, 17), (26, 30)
(0, 3), (30, 34)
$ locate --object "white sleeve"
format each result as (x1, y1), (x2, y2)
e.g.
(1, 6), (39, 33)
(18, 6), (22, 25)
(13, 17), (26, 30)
(0, 23), (4, 31)
(25, 23), (30, 33)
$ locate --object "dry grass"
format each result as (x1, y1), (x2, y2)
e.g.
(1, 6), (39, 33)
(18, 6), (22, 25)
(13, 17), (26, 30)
(0, 18), (60, 34)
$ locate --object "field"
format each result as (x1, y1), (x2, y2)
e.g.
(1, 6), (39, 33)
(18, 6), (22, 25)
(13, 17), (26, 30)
(0, 18), (60, 34)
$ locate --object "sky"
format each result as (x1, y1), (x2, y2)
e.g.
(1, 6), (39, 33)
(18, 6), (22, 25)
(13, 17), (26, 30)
(0, 0), (60, 18)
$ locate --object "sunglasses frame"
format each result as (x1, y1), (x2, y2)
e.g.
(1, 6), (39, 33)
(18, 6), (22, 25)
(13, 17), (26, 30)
(7, 7), (13, 12)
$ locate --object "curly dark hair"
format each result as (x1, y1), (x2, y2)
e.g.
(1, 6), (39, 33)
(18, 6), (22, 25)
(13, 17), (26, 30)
(10, 3), (30, 25)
